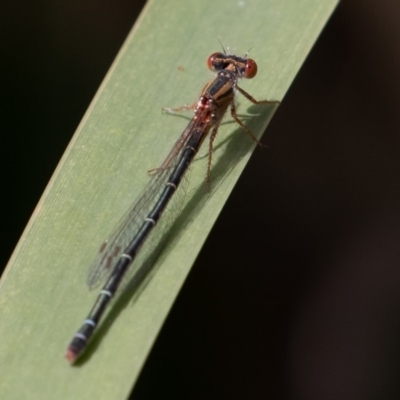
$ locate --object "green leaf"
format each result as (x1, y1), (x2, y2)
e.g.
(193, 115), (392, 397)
(0, 0), (338, 399)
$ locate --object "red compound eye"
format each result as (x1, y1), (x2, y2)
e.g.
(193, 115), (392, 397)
(244, 58), (258, 79)
(207, 52), (223, 71)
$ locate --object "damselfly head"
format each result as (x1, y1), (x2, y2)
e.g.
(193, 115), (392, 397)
(207, 52), (258, 79)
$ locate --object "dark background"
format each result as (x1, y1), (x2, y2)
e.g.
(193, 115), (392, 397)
(2, 1), (400, 399)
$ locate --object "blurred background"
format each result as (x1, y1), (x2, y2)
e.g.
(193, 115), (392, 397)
(2, 1), (400, 399)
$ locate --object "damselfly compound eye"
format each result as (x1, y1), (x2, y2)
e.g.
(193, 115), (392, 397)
(244, 58), (258, 79)
(207, 52), (223, 71)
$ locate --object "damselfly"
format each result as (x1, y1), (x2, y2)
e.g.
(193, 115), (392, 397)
(66, 51), (279, 363)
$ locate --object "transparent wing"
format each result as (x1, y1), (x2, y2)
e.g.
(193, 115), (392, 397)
(86, 120), (198, 289)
